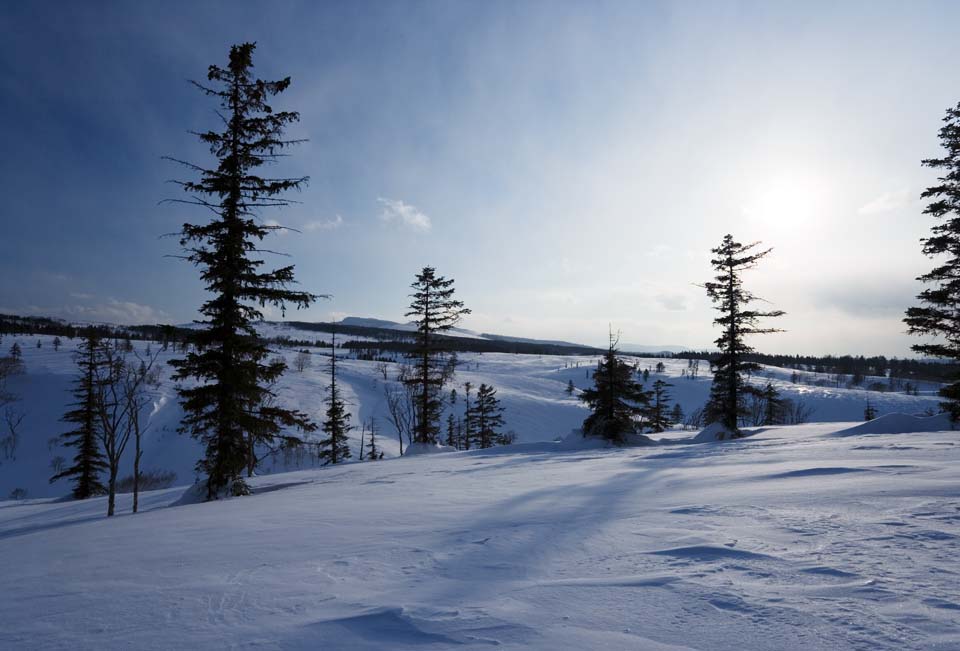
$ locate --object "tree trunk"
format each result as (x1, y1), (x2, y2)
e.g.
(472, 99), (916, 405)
(107, 462), (118, 517)
(133, 448), (141, 514)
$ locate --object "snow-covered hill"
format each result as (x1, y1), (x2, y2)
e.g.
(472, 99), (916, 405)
(1, 419), (958, 650)
(0, 333), (943, 500)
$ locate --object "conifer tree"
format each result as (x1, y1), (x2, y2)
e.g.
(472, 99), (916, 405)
(445, 412), (458, 449)
(905, 100), (960, 419)
(50, 333), (108, 499)
(470, 383), (505, 449)
(670, 403), (684, 427)
(579, 331), (652, 443)
(864, 400), (878, 421)
(760, 382), (786, 426)
(566, 379), (575, 395)
(404, 267), (470, 445)
(702, 235), (784, 436)
(167, 43), (319, 498)
(366, 419), (382, 460)
(9, 342), (21, 360)
(462, 381), (475, 450)
(319, 338), (352, 465)
(646, 379), (674, 433)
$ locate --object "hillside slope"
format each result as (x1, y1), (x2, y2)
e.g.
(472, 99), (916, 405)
(0, 333), (943, 499)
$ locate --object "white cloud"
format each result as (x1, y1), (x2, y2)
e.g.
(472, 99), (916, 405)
(858, 189), (914, 215)
(377, 197), (431, 232)
(2, 297), (170, 325)
(304, 215), (344, 231)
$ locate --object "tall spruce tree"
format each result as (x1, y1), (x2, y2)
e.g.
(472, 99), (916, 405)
(470, 383), (506, 449)
(167, 43), (319, 498)
(703, 235), (784, 436)
(905, 101), (960, 419)
(319, 335), (352, 465)
(579, 332), (652, 443)
(50, 332), (108, 499)
(404, 267), (470, 445)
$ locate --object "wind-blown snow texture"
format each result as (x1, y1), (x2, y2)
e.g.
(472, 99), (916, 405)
(2, 421), (959, 649)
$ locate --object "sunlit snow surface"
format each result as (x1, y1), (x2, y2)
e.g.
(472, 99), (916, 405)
(2, 420), (959, 650)
(1, 333), (958, 649)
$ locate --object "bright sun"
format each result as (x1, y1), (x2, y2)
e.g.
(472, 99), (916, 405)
(740, 172), (829, 241)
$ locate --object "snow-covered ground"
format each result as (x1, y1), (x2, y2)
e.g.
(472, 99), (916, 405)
(1, 418), (959, 650)
(0, 332), (943, 499)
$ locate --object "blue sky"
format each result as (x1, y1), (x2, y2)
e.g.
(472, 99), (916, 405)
(1, 1), (958, 355)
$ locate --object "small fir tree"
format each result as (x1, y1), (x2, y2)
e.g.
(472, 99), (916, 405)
(366, 419), (382, 461)
(49, 333), (109, 499)
(579, 331), (652, 443)
(760, 382), (786, 426)
(319, 338), (352, 465)
(645, 379), (674, 433)
(470, 383), (505, 449)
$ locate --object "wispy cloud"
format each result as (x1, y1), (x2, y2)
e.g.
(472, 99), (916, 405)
(858, 189), (913, 215)
(1, 297), (170, 325)
(378, 197), (431, 232)
(304, 215), (344, 231)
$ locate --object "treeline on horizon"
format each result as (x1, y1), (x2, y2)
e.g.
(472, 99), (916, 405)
(4, 313), (956, 384)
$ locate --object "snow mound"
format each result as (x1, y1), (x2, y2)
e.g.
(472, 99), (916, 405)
(403, 442), (457, 456)
(833, 412), (955, 437)
(558, 429), (656, 449)
(692, 422), (736, 442)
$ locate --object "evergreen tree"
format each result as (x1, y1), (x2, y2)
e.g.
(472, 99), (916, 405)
(566, 379), (575, 395)
(9, 342), (21, 360)
(366, 419), (382, 461)
(702, 234), (784, 436)
(864, 400), (878, 421)
(760, 382), (786, 426)
(167, 43), (319, 498)
(905, 100), (960, 419)
(670, 403), (684, 427)
(646, 379), (674, 433)
(319, 339), (352, 465)
(404, 267), (470, 445)
(49, 333), (108, 499)
(462, 381), (475, 450)
(445, 412), (458, 449)
(579, 332), (652, 443)
(470, 383), (505, 449)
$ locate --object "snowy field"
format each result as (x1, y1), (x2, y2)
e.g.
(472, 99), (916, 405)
(0, 332), (943, 500)
(1, 418), (959, 650)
